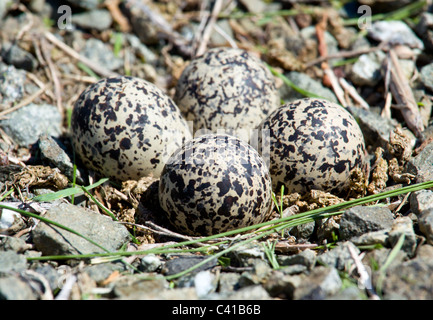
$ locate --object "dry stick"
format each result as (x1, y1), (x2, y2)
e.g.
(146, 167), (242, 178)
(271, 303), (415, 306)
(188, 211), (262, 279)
(195, 0), (225, 57)
(315, 14), (347, 107)
(124, 0), (192, 57)
(339, 77), (370, 109)
(40, 36), (63, 114)
(348, 244), (380, 300)
(120, 220), (205, 245)
(105, 0), (131, 33)
(0, 84), (50, 120)
(325, 68), (347, 107)
(305, 43), (387, 68)
(43, 32), (119, 78)
(383, 49), (424, 139)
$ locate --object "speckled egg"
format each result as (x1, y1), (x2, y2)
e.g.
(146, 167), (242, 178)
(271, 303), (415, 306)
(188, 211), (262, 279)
(158, 134), (273, 236)
(174, 47), (280, 136)
(257, 98), (366, 194)
(71, 76), (192, 181)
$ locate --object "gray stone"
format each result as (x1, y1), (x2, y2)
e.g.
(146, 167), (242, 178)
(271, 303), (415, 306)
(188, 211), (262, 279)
(277, 249), (316, 270)
(238, 260), (272, 288)
(0, 103), (62, 147)
(293, 266), (342, 300)
(72, 9), (112, 31)
(406, 142), (433, 183)
(125, 34), (158, 65)
(194, 270), (218, 298)
(0, 207), (23, 230)
(362, 247), (406, 271)
(111, 274), (169, 299)
(81, 38), (123, 71)
(139, 254), (162, 273)
(416, 244), (433, 262)
(279, 71), (338, 103)
(0, 236), (29, 253)
(1, 42), (38, 71)
(162, 255), (217, 276)
(0, 62), (26, 104)
(278, 264), (307, 275)
(31, 202), (131, 256)
(416, 13), (433, 52)
(125, 5), (160, 45)
(84, 262), (130, 284)
(387, 217), (417, 257)
(223, 242), (266, 267)
(420, 62), (433, 93)
(317, 241), (360, 271)
(368, 20), (424, 49)
(225, 284), (271, 300)
(350, 229), (389, 247)
(339, 206), (394, 240)
(34, 264), (60, 292)
(347, 106), (397, 149)
(410, 190), (433, 215)
(263, 270), (303, 299)
(38, 134), (84, 184)
(289, 220), (315, 240)
(0, 275), (37, 300)
(0, 250), (27, 273)
(350, 51), (386, 86)
(417, 209), (433, 245)
(381, 257), (433, 299)
(218, 272), (241, 293)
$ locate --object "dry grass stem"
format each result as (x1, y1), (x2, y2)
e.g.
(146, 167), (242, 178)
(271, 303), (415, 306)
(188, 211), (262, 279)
(43, 31), (119, 78)
(383, 49), (424, 139)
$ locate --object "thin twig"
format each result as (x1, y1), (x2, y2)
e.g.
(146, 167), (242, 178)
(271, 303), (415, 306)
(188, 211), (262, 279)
(383, 48), (424, 139)
(306, 43), (387, 68)
(43, 31), (119, 78)
(339, 77), (370, 109)
(40, 36), (63, 114)
(55, 274), (77, 300)
(124, 0), (192, 57)
(0, 84), (50, 120)
(348, 244), (380, 300)
(104, 0), (131, 33)
(195, 0), (225, 57)
(324, 68), (347, 107)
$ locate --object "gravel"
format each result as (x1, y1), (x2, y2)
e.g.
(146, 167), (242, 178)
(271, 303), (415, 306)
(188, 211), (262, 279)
(31, 202), (131, 256)
(0, 103), (62, 147)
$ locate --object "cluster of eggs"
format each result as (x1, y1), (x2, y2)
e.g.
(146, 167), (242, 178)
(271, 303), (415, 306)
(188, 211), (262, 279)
(71, 47), (366, 236)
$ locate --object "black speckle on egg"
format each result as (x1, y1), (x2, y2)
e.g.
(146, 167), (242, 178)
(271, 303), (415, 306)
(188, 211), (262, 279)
(159, 134), (273, 236)
(175, 47), (280, 137)
(71, 76), (192, 181)
(257, 98), (366, 195)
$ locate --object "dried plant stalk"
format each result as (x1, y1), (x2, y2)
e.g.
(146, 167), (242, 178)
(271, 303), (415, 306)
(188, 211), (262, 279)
(382, 49), (424, 139)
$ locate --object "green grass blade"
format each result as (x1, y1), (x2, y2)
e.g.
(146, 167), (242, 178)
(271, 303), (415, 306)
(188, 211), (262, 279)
(32, 178), (109, 202)
(266, 64), (330, 101)
(0, 203), (109, 253)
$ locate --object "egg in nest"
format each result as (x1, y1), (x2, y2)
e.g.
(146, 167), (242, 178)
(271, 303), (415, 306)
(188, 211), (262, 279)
(175, 47), (280, 138)
(257, 98), (366, 195)
(71, 76), (192, 181)
(158, 134), (273, 236)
